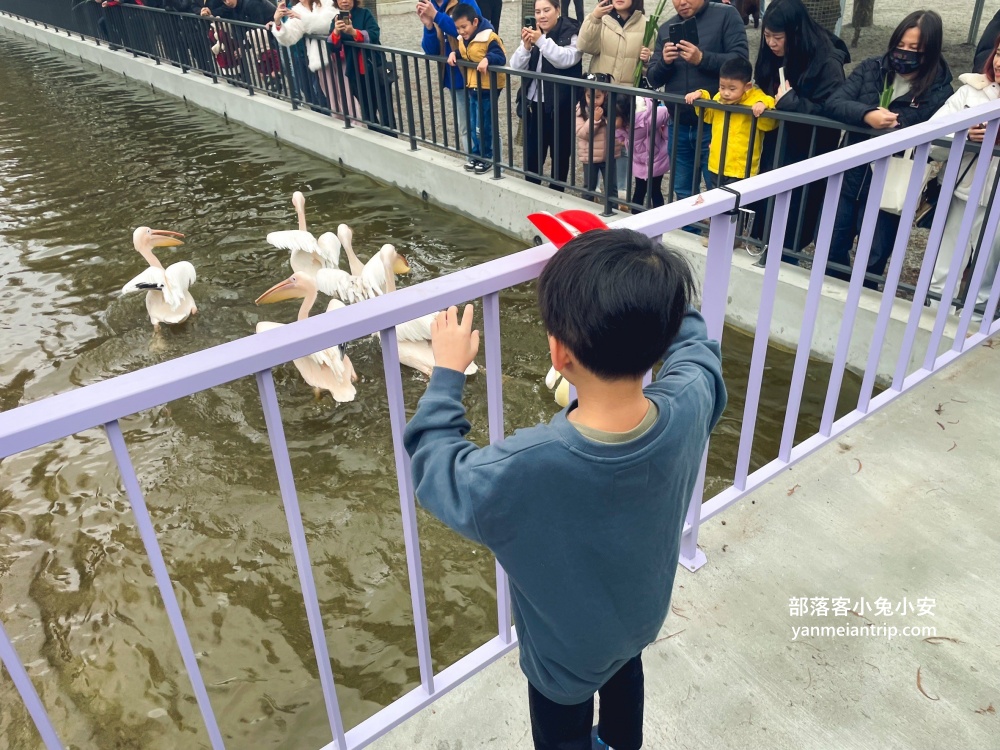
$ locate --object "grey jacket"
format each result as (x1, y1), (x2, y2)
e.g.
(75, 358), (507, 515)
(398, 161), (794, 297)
(646, 1), (748, 121)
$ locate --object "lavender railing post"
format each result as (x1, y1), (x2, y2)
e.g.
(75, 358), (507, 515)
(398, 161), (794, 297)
(733, 190), (792, 489)
(254, 369), (348, 750)
(0, 620), (64, 750)
(103, 420), (226, 750)
(857, 142), (932, 413)
(482, 293), (512, 643)
(778, 171), (845, 461)
(679, 211), (737, 572)
(380, 327), (436, 695)
(955, 151), (1000, 344)
(892, 133), (970, 390)
(924, 119), (1000, 369)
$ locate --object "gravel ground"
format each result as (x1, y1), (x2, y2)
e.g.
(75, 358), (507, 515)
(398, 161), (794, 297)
(371, 0), (998, 298)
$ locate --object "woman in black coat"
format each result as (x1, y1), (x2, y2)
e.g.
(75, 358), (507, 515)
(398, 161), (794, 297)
(824, 10), (953, 286)
(328, 0), (397, 134)
(752, 0), (849, 258)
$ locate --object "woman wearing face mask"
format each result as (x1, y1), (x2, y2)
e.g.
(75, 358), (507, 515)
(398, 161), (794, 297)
(925, 38), (1000, 315)
(824, 10), (952, 286)
(511, 0), (584, 191)
(751, 0), (849, 259)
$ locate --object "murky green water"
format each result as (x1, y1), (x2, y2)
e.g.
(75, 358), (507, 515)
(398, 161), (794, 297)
(0, 34), (864, 749)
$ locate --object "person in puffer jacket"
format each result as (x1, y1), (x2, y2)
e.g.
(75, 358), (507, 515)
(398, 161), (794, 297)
(926, 40), (1000, 315)
(823, 10), (952, 288)
(576, 79), (623, 198)
(271, 0), (358, 117)
(630, 96), (670, 210)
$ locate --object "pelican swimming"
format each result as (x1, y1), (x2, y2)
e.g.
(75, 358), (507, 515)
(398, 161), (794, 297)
(376, 244), (478, 377)
(120, 227), (196, 331)
(255, 273), (358, 403)
(266, 191), (341, 275)
(327, 223), (409, 302)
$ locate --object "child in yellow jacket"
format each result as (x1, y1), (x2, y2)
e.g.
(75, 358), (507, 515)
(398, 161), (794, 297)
(684, 57), (777, 186)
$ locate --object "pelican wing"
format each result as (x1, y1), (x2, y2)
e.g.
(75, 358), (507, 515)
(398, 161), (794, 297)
(360, 255), (387, 298)
(395, 314), (435, 343)
(315, 268), (366, 304)
(121, 266), (166, 295)
(267, 230), (319, 253)
(315, 232), (342, 269)
(163, 261), (197, 310)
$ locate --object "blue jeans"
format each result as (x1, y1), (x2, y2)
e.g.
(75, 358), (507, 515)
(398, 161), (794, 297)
(672, 122), (713, 201)
(468, 91), (494, 161)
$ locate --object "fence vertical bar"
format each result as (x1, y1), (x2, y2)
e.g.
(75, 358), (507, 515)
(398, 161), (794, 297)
(679, 210), (737, 572)
(103, 420), (226, 750)
(857, 142), (932, 413)
(254, 369), (348, 750)
(816, 154), (891, 436)
(380, 327), (436, 695)
(733, 190), (791, 489)
(0, 620), (64, 750)
(401, 57), (418, 150)
(481, 292), (512, 642)
(778, 171), (844, 461)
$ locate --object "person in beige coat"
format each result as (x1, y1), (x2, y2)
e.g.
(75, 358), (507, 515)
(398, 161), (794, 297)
(576, 0), (651, 87)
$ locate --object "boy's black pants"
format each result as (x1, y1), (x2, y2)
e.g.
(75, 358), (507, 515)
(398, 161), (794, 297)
(528, 654), (643, 750)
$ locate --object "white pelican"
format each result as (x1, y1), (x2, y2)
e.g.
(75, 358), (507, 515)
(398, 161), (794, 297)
(255, 273), (358, 403)
(120, 227), (196, 331)
(330, 223), (409, 301)
(377, 244), (478, 377)
(266, 191), (341, 275)
(544, 367), (572, 408)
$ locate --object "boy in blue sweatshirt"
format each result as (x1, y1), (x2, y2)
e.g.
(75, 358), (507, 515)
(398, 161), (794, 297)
(447, 3), (506, 173)
(403, 228), (727, 750)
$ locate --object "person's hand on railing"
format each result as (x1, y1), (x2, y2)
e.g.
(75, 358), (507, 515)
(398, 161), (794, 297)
(477, 58), (489, 75)
(591, 0), (613, 20)
(863, 107), (898, 130)
(683, 90), (704, 105)
(751, 101), (769, 117)
(661, 41), (679, 65)
(199, 6), (212, 16)
(430, 305), (480, 375)
(447, 50), (457, 66)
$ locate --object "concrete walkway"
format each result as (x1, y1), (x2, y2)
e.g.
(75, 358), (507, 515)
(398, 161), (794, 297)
(370, 339), (1000, 750)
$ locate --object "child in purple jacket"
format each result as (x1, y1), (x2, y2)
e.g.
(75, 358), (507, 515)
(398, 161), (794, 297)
(631, 97), (670, 210)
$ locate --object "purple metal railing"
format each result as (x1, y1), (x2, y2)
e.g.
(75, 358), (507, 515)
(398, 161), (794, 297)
(1, 87), (1000, 749)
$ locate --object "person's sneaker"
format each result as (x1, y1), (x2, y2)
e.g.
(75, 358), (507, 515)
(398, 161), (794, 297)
(591, 727), (614, 749)
(463, 159), (477, 172)
(473, 160), (491, 175)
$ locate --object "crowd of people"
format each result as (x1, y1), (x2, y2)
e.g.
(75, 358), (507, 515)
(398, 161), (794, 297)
(86, 0), (1000, 312)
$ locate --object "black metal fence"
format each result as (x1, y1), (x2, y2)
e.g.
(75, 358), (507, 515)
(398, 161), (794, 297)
(3, 2), (998, 314)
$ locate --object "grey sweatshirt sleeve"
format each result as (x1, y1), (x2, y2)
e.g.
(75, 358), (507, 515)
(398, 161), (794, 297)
(403, 368), (486, 544)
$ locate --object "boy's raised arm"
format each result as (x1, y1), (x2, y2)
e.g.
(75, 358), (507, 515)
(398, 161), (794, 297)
(654, 307), (727, 429)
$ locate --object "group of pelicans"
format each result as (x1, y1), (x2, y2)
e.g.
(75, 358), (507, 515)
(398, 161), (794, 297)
(120, 191), (478, 403)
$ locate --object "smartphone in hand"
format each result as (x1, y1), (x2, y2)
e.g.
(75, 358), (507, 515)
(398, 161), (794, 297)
(668, 23), (682, 45)
(524, 16), (536, 29)
(338, 11), (350, 21)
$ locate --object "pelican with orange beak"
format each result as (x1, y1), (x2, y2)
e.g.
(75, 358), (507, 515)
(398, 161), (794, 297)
(376, 244), (477, 377)
(255, 273), (358, 403)
(120, 227), (196, 331)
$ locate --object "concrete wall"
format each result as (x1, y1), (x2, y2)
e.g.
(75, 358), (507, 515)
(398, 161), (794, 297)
(0, 13), (959, 383)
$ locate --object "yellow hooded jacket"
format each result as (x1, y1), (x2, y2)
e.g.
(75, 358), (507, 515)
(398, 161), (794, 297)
(457, 28), (507, 91)
(693, 87), (778, 179)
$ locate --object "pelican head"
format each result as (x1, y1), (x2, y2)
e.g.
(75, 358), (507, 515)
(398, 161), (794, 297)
(132, 226), (185, 251)
(379, 244), (411, 275)
(292, 191), (306, 211)
(255, 273), (317, 305)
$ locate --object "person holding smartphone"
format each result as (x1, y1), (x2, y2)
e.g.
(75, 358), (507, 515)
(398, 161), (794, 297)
(510, 0), (584, 192)
(578, 0), (651, 88)
(645, 0), (747, 205)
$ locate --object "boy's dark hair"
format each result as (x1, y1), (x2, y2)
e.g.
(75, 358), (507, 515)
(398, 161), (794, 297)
(537, 229), (696, 380)
(449, 3), (479, 24)
(719, 57), (753, 84)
